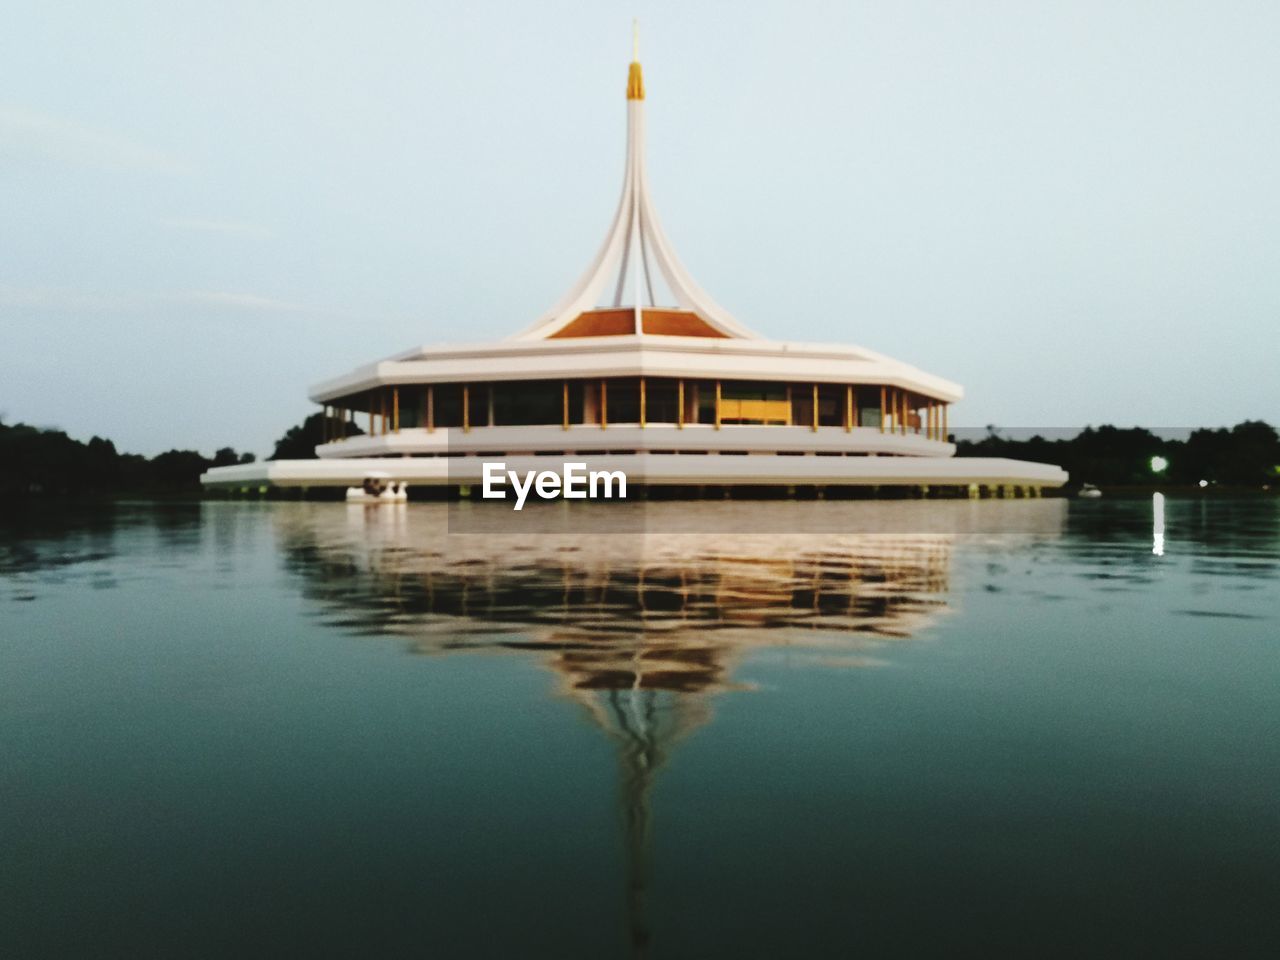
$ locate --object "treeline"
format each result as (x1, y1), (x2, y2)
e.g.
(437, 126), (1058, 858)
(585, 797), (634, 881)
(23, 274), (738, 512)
(0, 419), (255, 497)
(955, 421), (1280, 488)
(4, 415), (1276, 497)
(1, 411), (363, 497)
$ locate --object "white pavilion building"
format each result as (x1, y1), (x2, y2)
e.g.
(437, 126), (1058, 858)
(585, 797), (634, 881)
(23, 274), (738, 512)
(203, 48), (1066, 497)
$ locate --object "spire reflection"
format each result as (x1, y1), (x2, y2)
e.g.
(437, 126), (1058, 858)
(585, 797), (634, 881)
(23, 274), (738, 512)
(272, 501), (1061, 956)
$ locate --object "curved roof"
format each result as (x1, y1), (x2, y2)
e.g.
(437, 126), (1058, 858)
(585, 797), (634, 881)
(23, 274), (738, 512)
(514, 57), (756, 341)
(307, 47), (965, 409)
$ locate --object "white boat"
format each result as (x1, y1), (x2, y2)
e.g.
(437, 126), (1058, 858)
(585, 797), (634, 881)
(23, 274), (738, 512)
(1077, 483), (1102, 499)
(346, 472), (408, 503)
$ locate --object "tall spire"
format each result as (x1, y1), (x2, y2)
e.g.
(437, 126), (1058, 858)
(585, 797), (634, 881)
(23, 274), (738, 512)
(628, 19), (644, 100)
(515, 30), (754, 340)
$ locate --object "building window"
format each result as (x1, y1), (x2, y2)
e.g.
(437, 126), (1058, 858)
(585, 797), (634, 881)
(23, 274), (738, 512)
(817, 385), (843, 427)
(606, 378), (641, 424)
(399, 387), (423, 429)
(434, 385), (465, 428)
(691, 380), (716, 424)
(492, 380), (562, 426)
(856, 387), (882, 428)
(721, 381), (790, 424)
(790, 390), (812, 428)
(646, 378), (680, 423)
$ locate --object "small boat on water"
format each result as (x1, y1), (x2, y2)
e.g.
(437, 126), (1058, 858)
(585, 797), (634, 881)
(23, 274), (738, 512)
(1077, 483), (1102, 499)
(346, 472), (408, 503)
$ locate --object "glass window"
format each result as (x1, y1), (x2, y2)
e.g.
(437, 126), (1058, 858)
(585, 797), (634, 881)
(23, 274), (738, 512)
(398, 387), (424, 429)
(855, 387), (882, 428)
(645, 378), (680, 423)
(818, 385), (844, 427)
(719, 380), (790, 424)
(492, 380), (563, 426)
(791, 389), (813, 428)
(694, 381), (717, 424)
(434, 385), (465, 428)
(606, 378), (641, 424)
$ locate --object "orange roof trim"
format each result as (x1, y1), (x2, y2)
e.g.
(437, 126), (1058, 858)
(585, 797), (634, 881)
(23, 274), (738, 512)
(549, 308), (729, 339)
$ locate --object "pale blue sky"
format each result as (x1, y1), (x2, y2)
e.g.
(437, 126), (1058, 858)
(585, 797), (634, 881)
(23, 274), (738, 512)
(2, 1), (1277, 456)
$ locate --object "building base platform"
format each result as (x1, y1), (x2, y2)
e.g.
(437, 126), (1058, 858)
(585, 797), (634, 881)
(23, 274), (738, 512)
(202, 454), (1067, 493)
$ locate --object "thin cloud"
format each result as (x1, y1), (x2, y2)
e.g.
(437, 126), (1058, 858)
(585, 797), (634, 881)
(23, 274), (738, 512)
(0, 104), (190, 174)
(161, 217), (272, 238)
(180, 291), (306, 312)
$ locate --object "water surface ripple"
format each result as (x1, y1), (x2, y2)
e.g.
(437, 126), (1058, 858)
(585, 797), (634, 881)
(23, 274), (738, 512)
(1, 498), (1277, 958)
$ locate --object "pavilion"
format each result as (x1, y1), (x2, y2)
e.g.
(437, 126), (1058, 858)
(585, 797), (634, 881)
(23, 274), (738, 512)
(203, 42), (1066, 497)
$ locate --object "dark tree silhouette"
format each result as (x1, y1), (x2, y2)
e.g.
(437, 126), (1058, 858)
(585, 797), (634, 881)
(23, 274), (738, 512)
(0, 418), (255, 497)
(955, 421), (1279, 488)
(213, 447), (254, 467)
(269, 412), (363, 461)
(2, 414), (1274, 497)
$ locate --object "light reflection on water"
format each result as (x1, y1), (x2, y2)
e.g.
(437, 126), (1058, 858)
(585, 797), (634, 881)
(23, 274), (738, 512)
(2, 497), (1279, 957)
(266, 497), (1277, 955)
(276, 504), (978, 667)
(272, 502), (1069, 953)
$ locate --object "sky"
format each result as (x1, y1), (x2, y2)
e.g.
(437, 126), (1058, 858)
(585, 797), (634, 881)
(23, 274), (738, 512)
(1, 0), (1277, 457)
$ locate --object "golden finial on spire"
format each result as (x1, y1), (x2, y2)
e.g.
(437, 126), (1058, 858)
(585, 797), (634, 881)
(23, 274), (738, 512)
(627, 19), (645, 100)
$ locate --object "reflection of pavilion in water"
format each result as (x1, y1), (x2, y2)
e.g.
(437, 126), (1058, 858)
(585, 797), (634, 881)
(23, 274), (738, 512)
(277, 504), (959, 690)
(273, 502), (1058, 956)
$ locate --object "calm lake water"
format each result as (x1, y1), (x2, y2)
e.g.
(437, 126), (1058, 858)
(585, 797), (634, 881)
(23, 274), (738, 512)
(2, 498), (1278, 958)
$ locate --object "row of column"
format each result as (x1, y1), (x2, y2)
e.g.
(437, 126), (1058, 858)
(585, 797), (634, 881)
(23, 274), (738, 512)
(321, 381), (950, 441)
(879, 386), (948, 441)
